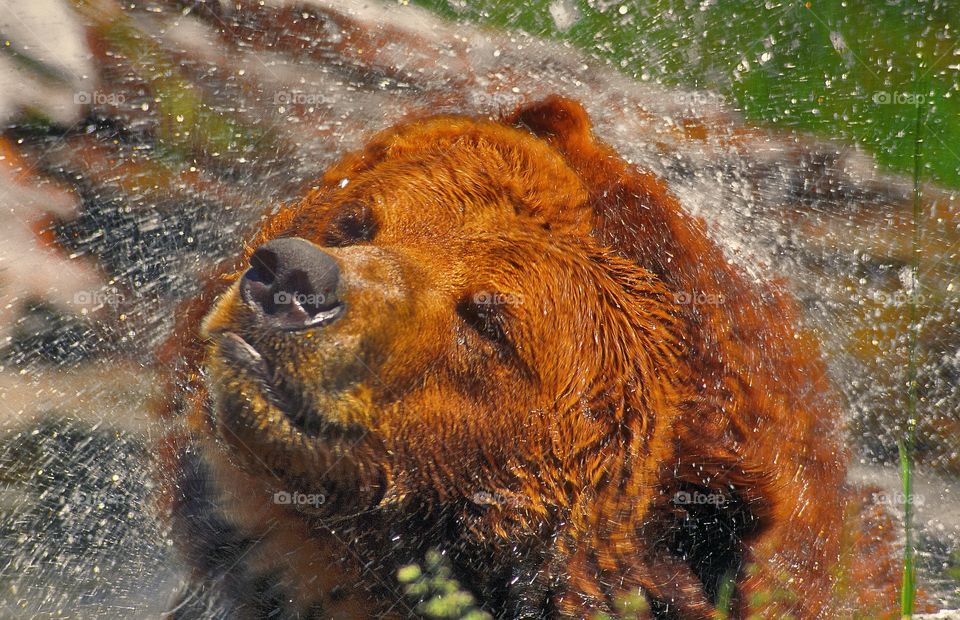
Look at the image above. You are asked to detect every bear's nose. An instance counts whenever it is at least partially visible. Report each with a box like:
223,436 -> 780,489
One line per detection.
240,237 -> 343,329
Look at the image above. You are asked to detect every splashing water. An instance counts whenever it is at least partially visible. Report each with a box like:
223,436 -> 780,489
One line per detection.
0,0 -> 957,616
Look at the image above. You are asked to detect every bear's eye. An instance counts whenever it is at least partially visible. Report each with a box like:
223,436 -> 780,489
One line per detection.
457,293 -> 534,378
456,292 -> 519,350
323,202 -> 377,246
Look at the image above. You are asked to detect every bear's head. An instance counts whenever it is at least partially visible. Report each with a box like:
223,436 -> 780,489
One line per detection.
200,97 -> 695,533
173,96 -> 883,618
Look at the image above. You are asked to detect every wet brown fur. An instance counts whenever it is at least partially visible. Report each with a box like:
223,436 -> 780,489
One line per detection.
156,97 -> 898,619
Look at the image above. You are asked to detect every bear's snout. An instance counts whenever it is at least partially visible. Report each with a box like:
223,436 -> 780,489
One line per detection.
240,237 -> 344,330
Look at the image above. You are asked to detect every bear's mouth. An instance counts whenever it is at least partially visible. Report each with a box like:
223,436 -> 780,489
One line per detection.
209,330 -> 386,513
216,331 -> 329,436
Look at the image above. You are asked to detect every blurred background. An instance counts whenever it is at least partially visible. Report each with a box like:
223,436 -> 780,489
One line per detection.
0,0 -> 956,617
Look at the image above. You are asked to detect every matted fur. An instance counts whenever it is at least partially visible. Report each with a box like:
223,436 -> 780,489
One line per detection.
156,97 -> 898,619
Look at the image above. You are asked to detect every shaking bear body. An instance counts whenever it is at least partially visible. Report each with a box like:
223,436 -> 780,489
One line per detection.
158,97 -> 896,619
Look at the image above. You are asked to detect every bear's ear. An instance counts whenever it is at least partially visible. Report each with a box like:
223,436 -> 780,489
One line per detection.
508,95 -> 594,154
510,96 -> 727,297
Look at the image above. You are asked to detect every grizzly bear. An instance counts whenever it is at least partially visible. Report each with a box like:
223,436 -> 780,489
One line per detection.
156,96 -> 898,619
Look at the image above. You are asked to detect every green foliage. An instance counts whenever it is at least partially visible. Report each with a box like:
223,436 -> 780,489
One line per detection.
91,10 -> 273,164
946,550 -> 960,582
589,590 -> 650,619
742,563 -> 799,620
398,550 -> 492,620
899,87 -> 927,620
715,570 -> 736,620
611,591 -> 650,618
414,0 -> 958,190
